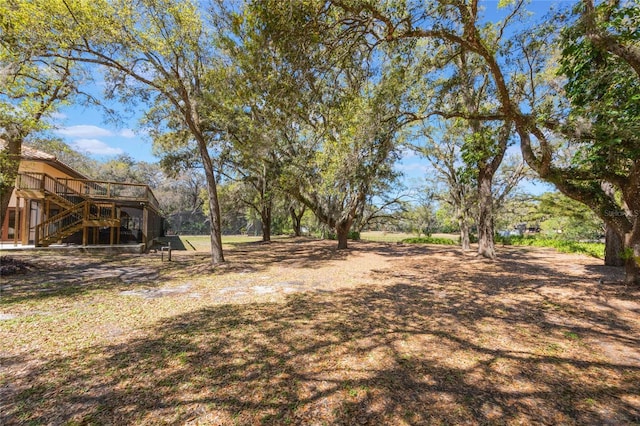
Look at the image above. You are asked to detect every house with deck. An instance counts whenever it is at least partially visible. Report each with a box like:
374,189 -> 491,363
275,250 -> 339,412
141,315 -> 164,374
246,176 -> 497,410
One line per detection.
1,143 -> 162,249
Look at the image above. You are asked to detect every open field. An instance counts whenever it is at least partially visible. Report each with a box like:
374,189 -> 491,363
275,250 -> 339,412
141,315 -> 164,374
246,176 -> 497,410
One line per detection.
1,238 -> 639,425
159,235 -> 269,251
360,231 -> 458,243
161,232 -> 458,250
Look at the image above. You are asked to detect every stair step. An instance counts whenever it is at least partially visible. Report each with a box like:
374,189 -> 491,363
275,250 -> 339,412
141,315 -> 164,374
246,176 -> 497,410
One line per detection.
84,219 -> 119,227
38,220 -> 120,246
40,225 -> 84,246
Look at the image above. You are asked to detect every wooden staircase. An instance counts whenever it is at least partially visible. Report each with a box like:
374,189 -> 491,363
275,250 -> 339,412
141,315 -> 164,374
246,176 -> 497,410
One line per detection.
16,173 -> 119,247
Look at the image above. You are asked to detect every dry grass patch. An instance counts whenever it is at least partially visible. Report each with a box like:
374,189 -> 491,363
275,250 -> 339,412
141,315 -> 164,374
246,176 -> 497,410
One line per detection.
1,238 -> 639,425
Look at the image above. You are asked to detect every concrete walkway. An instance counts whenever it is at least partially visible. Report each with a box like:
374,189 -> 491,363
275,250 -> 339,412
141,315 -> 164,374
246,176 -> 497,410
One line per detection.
0,243 -> 145,253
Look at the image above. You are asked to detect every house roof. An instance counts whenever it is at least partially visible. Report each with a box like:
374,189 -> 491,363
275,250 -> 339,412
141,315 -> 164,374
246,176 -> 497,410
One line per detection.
1,139 -> 89,179
17,144 -> 57,161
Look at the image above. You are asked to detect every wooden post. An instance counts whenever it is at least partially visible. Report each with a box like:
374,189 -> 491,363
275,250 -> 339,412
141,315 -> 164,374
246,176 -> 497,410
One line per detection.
21,199 -> 28,245
44,199 -> 50,245
38,201 -> 44,246
110,203 -> 115,245
142,205 -> 149,248
82,202 -> 88,246
14,197 -> 20,246
39,201 -> 44,228
116,207 -> 121,244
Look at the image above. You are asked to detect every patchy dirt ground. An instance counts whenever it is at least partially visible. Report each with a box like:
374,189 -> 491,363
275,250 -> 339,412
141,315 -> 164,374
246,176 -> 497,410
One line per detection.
1,238 -> 639,425
0,256 -> 35,276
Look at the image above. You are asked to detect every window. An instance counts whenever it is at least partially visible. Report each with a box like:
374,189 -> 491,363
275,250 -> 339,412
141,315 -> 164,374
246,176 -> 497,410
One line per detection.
2,208 -> 19,241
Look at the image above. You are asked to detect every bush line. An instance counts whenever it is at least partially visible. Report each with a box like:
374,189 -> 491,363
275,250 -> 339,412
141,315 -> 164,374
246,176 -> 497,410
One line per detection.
400,235 -> 605,259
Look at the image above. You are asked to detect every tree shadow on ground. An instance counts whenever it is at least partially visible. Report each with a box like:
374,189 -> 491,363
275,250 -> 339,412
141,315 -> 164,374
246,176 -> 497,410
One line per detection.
231,237 -> 352,268
0,240 -> 357,304
168,238 -> 355,277
4,248 -> 639,425
156,235 -> 188,251
0,254 -> 168,304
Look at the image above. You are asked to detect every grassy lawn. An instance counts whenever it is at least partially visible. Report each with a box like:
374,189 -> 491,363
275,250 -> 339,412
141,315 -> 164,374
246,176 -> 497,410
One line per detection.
360,231 -> 458,243
1,239 -> 638,425
161,232 -> 458,250
159,232 -> 459,250
159,234 -> 268,251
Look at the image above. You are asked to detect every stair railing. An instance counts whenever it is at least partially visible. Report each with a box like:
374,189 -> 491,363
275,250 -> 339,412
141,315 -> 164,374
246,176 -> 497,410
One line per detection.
35,202 -> 87,245
42,174 -> 88,206
17,172 -> 88,207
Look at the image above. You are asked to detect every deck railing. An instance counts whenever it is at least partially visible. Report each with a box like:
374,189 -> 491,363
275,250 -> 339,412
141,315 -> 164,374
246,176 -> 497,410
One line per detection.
59,177 -> 159,210
88,202 -> 117,220
16,173 -> 159,210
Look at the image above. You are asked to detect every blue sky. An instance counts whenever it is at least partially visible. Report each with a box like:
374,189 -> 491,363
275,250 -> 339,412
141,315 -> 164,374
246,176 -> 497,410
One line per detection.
51,106 -> 154,161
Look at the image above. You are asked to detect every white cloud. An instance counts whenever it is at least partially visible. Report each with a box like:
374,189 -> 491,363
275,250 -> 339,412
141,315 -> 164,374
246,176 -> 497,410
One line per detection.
70,139 -> 124,156
49,111 -> 68,120
56,125 -> 113,138
119,129 -> 136,138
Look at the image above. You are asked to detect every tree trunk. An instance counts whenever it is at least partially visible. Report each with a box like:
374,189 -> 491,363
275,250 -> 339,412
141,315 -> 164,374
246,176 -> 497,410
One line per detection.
196,138 -> 224,264
261,203 -> 272,242
0,136 -> 22,227
624,224 -> 640,285
605,224 -> 625,266
623,255 -> 639,285
0,167 -> 17,229
459,216 -> 470,251
259,163 -> 271,242
477,171 -> 496,259
289,205 -> 304,236
335,219 -> 353,250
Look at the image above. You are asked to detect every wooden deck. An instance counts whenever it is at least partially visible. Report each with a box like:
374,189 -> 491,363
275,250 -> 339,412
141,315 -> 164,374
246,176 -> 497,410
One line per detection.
13,172 -> 161,247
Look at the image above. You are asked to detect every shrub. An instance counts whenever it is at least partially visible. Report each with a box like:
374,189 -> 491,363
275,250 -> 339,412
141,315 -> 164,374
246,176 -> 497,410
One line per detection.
327,231 -> 361,241
401,236 -> 457,245
495,235 -> 604,259
458,233 -> 478,244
